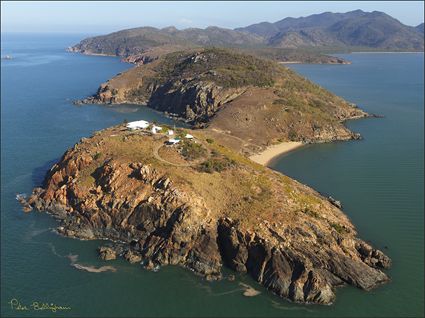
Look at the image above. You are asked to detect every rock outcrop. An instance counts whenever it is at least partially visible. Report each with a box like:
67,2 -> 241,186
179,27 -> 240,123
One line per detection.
98,246 -> 117,260
217,218 -> 389,304
24,126 -> 391,304
147,81 -> 246,125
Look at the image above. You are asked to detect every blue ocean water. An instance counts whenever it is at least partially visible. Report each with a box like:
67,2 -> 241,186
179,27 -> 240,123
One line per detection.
1,34 -> 423,317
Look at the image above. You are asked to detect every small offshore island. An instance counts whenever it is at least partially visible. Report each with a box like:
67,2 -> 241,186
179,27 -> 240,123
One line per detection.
21,46 -> 393,305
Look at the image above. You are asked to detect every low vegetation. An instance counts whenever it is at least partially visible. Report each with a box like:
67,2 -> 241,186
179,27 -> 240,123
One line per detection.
152,48 -> 284,89
93,152 -> 102,160
198,157 -> 236,173
330,222 -> 348,234
86,46 -> 366,147
180,140 -> 207,161
237,47 -> 349,64
302,208 -> 320,219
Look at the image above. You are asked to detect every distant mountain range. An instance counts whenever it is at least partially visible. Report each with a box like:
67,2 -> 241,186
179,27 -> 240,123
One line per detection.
70,26 -> 265,57
71,10 -> 424,59
236,10 -> 424,50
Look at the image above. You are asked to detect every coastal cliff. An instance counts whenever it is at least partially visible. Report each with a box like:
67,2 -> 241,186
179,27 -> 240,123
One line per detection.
25,125 -> 390,305
78,48 -> 367,147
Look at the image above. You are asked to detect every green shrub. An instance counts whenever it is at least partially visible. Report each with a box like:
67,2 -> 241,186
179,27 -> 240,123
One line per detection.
303,208 -> 319,218
206,138 -> 214,144
330,223 -> 347,234
198,157 -> 236,173
180,141 -> 206,161
93,152 -> 102,160
288,130 -> 297,140
311,99 -> 326,108
272,99 -> 286,105
175,129 -> 188,139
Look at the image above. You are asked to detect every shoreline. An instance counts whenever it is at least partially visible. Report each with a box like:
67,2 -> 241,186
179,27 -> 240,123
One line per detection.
249,141 -> 304,166
350,51 -> 424,54
278,61 -> 351,65
279,61 -> 302,64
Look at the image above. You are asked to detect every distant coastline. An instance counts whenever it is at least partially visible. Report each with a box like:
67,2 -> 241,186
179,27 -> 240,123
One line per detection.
351,51 -> 424,54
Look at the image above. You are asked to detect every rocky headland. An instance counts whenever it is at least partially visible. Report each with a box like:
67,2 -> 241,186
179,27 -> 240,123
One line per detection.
25,125 -> 391,305
77,48 -> 368,154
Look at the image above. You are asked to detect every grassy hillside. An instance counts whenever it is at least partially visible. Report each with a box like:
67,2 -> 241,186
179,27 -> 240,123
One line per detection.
80,48 -> 366,151
151,48 -> 282,88
28,124 -> 390,304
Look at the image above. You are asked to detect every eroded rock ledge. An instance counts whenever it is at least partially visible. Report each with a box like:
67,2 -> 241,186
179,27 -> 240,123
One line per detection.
24,126 -> 390,305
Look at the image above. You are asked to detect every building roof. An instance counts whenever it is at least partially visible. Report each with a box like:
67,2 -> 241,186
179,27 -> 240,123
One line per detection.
168,138 -> 180,144
126,120 -> 149,129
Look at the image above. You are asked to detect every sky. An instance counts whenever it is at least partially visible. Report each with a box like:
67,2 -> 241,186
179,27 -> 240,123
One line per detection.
1,1 -> 424,34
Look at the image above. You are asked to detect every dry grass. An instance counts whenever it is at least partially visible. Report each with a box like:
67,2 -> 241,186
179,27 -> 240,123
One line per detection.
158,146 -> 188,165
92,47 -> 365,150
70,125 -> 354,232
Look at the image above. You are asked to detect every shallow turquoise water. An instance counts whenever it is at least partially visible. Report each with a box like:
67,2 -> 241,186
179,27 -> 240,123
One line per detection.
1,34 -> 423,317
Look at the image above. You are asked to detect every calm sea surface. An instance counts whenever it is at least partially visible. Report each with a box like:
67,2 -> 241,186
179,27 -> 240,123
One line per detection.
1,34 -> 423,317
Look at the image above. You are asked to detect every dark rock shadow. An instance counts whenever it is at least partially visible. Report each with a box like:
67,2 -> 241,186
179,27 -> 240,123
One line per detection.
32,157 -> 60,187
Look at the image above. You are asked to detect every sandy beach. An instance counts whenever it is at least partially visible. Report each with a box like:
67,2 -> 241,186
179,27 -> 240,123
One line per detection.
249,141 -> 304,166
279,61 -> 302,64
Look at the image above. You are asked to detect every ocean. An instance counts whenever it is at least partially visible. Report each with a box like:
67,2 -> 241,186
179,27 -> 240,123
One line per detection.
1,33 -> 423,317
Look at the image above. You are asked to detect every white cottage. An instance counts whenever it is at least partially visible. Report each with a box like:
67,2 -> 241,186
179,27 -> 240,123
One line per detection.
167,138 -> 180,145
151,125 -> 162,134
126,120 -> 149,130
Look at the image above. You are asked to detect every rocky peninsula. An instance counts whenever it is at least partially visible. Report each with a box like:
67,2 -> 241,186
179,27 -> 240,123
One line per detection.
25,124 -> 390,305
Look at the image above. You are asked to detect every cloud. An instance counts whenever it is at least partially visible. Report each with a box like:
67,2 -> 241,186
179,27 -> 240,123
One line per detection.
178,18 -> 194,25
